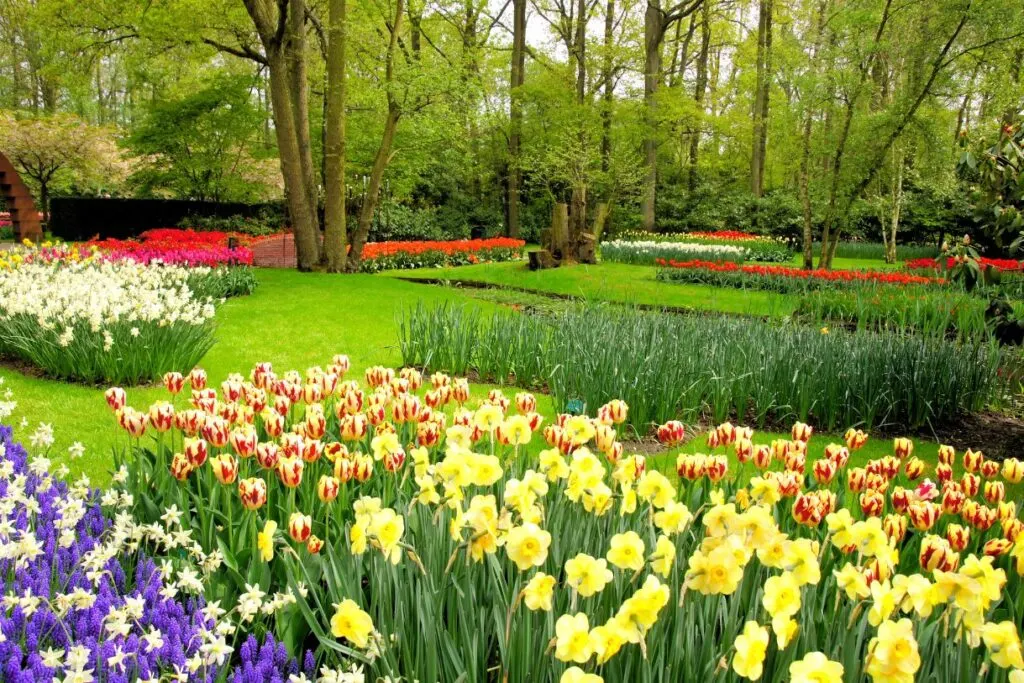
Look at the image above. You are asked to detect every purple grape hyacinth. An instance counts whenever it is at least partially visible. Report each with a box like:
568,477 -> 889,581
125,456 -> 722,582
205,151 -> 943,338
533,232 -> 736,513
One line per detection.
0,423 -> 316,681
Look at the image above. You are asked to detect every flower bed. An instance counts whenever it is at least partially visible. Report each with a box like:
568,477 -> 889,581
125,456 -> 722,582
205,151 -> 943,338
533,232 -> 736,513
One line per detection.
0,248 -> 234,384
600,239 -> 747,265
616,230 -> 792,262
906,256 -> 1024,272
357,237 -> 526,272
656,258 -> 942,292
107,357 -> 1024,682
0,411 -> 321,681
88,229 -> 255,268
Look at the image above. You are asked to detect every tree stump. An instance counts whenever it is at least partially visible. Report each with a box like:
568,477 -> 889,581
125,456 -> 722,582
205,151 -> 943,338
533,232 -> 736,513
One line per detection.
574,232 -> 598,264
550,203 -> 569,260
528,249 -> 557,270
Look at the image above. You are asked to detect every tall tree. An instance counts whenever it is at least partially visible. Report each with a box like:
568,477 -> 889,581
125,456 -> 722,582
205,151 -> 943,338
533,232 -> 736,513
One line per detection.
750,0 -> 772,197
323,0 -> 348,272
641,0 -> 703,231
242,0 -> 321,270
507,0 -> 527,237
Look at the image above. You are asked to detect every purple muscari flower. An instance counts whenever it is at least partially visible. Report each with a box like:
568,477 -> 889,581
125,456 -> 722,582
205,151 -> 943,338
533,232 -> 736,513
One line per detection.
0,423 -> 314,681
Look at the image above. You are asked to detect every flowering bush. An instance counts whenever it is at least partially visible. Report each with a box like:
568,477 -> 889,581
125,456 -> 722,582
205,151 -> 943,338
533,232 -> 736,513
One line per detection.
656,259 -> 942,292
0,252 -> 224,384
356,237 -> 526,272
600,240 -> 747,265
110,358 -> 1024,682
616,231 -> 792,262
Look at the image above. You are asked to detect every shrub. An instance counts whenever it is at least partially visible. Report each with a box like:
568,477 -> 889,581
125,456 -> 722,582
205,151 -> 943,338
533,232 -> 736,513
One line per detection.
399,302 -> 1003,430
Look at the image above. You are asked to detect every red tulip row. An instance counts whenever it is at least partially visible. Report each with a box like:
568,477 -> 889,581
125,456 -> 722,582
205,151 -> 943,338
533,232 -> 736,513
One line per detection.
656,258 -> 941,293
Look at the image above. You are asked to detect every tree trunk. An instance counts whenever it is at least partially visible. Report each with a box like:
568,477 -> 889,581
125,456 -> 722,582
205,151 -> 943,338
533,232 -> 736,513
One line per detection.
641,2 -> 664,232
688,0 -> 711,192
885,149 -> 904,264
349,106 -> 401,266
799,0 -> 828,269
324,0 -> 348,272
266,49 -> 321,272
287,0 -> 321,265
600,0 -> 614,174
507,0 -> 526,238
750,0 -> 772,198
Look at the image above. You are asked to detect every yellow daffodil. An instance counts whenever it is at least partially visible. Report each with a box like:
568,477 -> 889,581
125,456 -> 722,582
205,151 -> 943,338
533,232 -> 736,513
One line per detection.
555,612 -> 592,663
257,520 -> 277,562
330,599 -> 374,648
606,531 -> 645,572
560,667 -> 603,683
650,534 -> 676,578
762,571 -> 801,619
983,621 -> 1024,669
522,572 -> 556,611
732,620 -> 769,680
789,652 -> 844,683
865,618 -> 920,683
565,553 -> 613,597
505,522 -> 552,571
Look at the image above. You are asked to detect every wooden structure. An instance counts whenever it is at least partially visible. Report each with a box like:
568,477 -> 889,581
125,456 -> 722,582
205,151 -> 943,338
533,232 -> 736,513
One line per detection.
0,151 -> 43,241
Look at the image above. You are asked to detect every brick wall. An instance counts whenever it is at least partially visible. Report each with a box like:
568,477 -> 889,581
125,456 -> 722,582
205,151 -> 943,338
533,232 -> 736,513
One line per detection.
251,234 -> 297,268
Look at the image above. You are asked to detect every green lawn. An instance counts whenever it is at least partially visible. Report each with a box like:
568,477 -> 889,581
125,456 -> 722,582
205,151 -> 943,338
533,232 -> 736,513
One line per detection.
383,261 -> 797,316
0,261 -> 978,492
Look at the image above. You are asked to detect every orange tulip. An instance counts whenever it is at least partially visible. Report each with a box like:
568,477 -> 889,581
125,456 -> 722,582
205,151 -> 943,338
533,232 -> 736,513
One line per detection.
210,453 -> 238,485
278,456 -> 304,488
307,535 -> 324,554
656,421 -> 685,447
162,372 -> 185,395
170,453 -> 194,481
946,523 -> 970,551
184,437 -> 208,467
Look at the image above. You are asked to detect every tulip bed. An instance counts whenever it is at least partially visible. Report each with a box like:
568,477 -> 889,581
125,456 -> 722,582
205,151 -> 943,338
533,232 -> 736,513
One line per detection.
92,357 -> 1024,683
356,237 -> 526,272
600,240 -> 748,265
656,259 -> 942,292
0,244 -> 256,385
88,229 -> 256,268
400,302 -> 1003,431
616,230 -> 793,262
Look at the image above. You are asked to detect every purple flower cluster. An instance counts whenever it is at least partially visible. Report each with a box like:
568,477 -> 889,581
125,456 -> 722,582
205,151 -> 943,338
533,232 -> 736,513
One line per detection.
0,424 -> 315,681
230,635 -> 317,683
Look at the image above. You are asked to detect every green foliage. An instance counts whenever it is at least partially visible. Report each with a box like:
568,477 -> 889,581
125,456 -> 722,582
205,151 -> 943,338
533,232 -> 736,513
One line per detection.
960,114 -> 1024,252
127,75 -> 276,202
809,241 -> 939,261
793,285 -> 1002,342
177,209 -> 285,237
400,302 -> 1004,431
